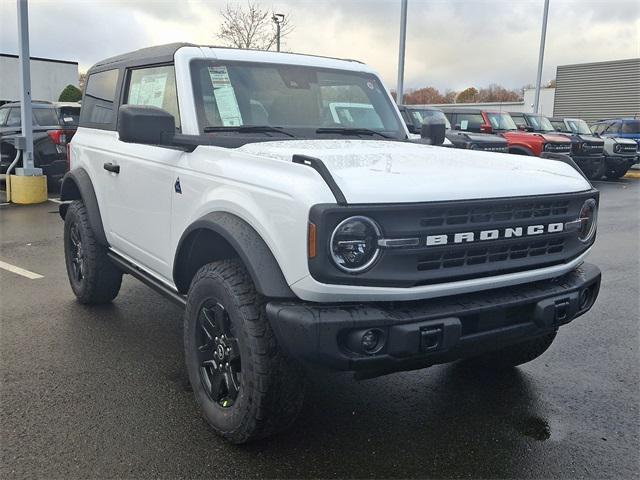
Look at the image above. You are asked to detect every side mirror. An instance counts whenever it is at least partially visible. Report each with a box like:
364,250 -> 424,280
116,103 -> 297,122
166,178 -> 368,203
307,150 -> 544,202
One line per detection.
479,124 -> 493,134
420,118 -> 446,145
517,124 -> 533,132
118,105 -> 175,145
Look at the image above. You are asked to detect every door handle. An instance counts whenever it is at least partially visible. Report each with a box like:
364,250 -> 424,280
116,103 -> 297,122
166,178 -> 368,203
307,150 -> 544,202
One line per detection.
103,162 -> 120,174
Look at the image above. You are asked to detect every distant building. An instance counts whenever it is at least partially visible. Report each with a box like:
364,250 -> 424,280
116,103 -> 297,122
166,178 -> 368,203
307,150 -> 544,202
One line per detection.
0,53 -> 79,105
425,88 -> 556,117
553,58 -> 640,122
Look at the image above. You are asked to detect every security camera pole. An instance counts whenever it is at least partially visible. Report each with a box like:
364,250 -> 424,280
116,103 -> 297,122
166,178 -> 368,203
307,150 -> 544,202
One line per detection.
396,0 -> 408,105
533,0 -> 550,114
16,0 -> 39,176
272,13 -> 285,52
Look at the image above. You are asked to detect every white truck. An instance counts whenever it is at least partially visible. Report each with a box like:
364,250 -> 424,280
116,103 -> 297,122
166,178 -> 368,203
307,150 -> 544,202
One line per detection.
60,43 -> 601,443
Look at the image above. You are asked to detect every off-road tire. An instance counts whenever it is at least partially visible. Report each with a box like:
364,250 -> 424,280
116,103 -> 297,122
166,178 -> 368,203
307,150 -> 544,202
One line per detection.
586,162 -> 605,181
184,259 -> 305,444
63,200 -> 122,304
605,164 -> 628,180
468,331 -> 557,369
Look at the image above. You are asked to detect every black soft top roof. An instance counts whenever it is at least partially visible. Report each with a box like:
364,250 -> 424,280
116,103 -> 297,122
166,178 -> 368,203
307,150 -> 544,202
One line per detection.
88,42 -> 195,73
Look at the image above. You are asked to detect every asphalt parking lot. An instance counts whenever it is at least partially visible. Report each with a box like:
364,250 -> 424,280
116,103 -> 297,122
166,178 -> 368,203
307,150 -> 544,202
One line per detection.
1,179 -> 638,479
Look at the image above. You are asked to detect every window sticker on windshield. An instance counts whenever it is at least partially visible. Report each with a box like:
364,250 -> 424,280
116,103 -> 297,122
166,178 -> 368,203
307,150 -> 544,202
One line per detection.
208,66 -> 243,127
63,117 -> 74,122
460,120 -> 468,130
129,73 -> 167,109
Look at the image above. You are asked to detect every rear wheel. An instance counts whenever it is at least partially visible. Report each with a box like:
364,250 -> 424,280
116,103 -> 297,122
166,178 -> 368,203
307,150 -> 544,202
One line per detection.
63,201 -> 122,304
184,259 -> 305,443
466,331 -> 557,369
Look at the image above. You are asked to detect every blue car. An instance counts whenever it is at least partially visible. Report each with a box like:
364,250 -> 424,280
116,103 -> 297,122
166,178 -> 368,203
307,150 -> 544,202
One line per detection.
591,118 -> 640,145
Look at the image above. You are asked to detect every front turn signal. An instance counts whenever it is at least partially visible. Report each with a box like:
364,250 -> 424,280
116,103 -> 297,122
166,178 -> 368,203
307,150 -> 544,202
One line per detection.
308,223 -> 317,258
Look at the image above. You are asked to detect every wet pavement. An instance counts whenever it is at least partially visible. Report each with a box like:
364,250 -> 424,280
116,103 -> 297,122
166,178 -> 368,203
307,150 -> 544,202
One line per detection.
1,179 -> 638,479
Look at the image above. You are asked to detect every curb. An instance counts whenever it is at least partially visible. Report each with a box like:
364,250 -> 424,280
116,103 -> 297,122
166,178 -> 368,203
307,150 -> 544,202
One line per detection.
624,170 -> 640,180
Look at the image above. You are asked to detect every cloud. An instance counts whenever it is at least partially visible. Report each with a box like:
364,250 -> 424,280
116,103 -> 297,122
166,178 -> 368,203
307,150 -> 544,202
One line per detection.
0,0 -> 638,92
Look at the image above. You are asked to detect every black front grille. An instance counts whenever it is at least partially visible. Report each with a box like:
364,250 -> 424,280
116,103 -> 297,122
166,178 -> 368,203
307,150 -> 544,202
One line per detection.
480,145 -> 509,153
621,145 -> 638,154
545,143 -> 572,154
582,143 -> 604,154
420,200 -> 570,228
417,238 -> 565,271
308,191 -> 598,288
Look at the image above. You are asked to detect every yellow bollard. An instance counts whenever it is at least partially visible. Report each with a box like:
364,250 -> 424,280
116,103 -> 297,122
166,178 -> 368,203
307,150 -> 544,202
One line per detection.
9,175 -> 48,204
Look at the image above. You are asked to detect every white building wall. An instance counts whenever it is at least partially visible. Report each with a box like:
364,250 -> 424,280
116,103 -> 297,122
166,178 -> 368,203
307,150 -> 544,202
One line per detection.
522,88 -> 555,117
0,55 -> 78,103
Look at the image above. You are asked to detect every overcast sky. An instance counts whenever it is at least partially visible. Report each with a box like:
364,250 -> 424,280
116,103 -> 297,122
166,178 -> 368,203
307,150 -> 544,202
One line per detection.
1,0 -> 638,91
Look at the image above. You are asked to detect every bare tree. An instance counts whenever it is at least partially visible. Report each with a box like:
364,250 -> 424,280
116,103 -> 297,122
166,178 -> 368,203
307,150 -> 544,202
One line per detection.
217,2 -> 293,50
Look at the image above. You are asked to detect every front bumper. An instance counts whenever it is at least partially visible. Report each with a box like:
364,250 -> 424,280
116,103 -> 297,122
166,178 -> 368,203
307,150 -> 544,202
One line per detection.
267,263 -> 601,373
572,154 -> 604,173
605,154 -> 637,169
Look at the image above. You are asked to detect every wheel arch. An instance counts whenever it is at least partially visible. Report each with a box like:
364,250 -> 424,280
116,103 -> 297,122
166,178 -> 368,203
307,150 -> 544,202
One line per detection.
59,168 -> 108,246
173,212 -> 294,299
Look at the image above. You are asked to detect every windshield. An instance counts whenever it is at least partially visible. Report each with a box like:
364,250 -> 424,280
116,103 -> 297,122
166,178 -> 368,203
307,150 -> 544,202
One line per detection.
486,112 -> 517,131
565,119 -> 592,135
190,60 -> 405,139
408,109 -> 451,129
526,115 -> 555,132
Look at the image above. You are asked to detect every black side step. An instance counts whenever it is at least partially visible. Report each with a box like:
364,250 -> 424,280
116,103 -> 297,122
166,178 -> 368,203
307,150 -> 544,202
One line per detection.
107,251 -> 187,307
292,154 -> 347,205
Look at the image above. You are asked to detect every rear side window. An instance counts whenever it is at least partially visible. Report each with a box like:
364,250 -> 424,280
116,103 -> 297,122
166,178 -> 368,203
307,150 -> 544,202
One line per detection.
0,108 -> 9,125
621,120 -> 640,134
32,108 -> 59,126
455,113 -> 484,131
5,108 -> 25,127
124,65 -> 180,129
80,69 -> 120,128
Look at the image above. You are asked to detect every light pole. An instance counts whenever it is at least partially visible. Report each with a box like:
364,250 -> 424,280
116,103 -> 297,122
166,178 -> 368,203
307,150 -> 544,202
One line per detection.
396,0 -> 408,105
272,13 -> 285,52
16,0 -> 38,175
533,0 -> 550,114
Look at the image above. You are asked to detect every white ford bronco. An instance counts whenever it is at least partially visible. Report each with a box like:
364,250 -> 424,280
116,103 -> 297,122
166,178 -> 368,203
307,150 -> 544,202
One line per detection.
60,43 -> 601,443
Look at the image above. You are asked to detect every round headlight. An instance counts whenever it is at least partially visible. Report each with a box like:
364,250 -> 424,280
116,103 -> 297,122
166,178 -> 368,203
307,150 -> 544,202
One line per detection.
330,216 -> 381,273
577,199 -> 597,243
468,143 -> 480,150
614,143 -> 622,153
544,143 -> 551,151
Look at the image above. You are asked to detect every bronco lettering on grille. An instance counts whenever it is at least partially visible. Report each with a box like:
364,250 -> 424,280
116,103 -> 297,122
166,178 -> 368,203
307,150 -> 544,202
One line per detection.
425,222 -> 564,246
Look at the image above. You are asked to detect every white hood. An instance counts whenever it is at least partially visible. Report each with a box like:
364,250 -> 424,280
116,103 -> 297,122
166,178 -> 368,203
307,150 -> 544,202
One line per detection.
238,139 -> 591,204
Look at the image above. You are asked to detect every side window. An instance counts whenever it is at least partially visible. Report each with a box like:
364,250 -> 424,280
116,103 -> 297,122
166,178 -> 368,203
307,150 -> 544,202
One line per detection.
6,108 -> 21,127
80,69 -> 120,128
32,108 -> 59,127
125,65 -> 180,129
511,115 -> 526,127
0,108 -> 9,126
455,113 -> 484,132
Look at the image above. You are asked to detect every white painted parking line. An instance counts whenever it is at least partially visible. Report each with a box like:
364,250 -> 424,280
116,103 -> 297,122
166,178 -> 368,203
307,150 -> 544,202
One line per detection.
0,260 -> 44,279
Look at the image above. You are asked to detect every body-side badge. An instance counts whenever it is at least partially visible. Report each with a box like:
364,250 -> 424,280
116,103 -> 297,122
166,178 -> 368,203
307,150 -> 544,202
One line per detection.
174,177 -> 182,194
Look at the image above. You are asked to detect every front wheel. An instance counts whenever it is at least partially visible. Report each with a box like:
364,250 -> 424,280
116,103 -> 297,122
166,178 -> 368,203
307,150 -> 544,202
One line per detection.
605,164 -> 629,180
184,259 -> 305,443
466,331 -> 557,369
63,200 -> 122,304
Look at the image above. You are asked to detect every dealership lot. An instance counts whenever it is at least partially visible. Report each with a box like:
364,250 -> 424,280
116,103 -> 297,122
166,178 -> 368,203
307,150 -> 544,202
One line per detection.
0,179 -> 638,479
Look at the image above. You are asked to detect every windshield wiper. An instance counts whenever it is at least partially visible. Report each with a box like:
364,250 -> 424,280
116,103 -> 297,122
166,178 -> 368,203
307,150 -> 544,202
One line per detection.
315,127 -> 392,139
203,125 -> 296,138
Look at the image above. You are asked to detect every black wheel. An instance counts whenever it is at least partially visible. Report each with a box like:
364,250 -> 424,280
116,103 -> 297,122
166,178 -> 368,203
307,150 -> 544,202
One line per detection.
184,259 -> 305,443
605,164 -> 628,180
64,200 -> 122,304
466,332 -> 557,369
586,162 -> 605,181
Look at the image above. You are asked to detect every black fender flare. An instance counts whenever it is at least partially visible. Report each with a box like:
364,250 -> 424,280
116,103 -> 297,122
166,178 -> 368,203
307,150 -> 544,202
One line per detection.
58,168 -> 109,246
173,212 -> 294,299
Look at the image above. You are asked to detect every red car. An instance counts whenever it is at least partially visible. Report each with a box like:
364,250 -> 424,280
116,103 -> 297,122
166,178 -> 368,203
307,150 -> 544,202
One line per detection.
440,107 -> 572,157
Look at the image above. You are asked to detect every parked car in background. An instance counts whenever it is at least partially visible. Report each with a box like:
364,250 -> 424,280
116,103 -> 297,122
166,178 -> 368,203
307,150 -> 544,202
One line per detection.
0,101 -> 80,190
590,118 -> 640,147
439,107 -> 572,157
587,119 -> 639,179
400,105 -> 508,153
511,112 -> 605,180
